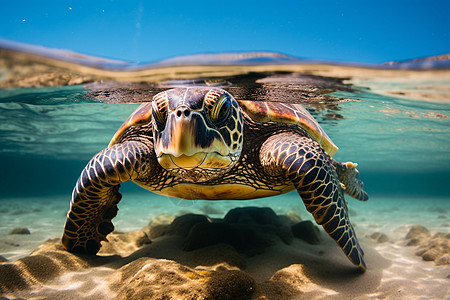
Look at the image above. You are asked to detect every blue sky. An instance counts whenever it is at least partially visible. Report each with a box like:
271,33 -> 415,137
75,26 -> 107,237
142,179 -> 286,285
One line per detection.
0,0 -> 449,64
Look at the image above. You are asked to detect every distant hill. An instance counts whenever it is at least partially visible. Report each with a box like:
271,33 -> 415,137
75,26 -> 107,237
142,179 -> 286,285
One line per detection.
383,53 -> 450,65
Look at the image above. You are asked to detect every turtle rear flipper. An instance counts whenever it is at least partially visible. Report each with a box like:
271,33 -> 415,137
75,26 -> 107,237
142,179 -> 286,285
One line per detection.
62,141 -> 151,254
332,160 -> 369,201
260,133 -> 366,271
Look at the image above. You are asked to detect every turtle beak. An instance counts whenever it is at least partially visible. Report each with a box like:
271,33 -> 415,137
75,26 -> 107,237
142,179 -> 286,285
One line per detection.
155,106 -> 229,160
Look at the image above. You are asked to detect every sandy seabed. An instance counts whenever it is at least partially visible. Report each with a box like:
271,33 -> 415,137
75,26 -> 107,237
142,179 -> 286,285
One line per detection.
0,193 -> 449,299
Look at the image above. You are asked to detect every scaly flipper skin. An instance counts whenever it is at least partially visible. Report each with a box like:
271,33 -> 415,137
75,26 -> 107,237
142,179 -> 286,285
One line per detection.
260,133 -> 366,271
62,141 -> 151,254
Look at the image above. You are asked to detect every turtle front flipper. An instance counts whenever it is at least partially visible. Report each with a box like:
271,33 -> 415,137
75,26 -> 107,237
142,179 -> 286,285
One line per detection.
62,141 -> 151,254
260,133 -> 366,271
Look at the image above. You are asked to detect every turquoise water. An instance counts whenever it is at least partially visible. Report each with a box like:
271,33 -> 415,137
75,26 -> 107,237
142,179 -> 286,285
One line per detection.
0,47 -> 449,264
1,84 -> 449,198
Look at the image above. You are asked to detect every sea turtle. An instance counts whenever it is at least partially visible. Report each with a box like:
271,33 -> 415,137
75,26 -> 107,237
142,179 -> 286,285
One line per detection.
62,87 -> 369,270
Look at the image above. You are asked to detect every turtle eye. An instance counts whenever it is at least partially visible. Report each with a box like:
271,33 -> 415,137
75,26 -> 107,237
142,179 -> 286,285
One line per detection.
210,95 -> 231,127
152,101 -> 167,131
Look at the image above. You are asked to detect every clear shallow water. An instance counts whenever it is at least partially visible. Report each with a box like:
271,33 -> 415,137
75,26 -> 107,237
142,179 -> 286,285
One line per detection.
1,85 -> 449,198
0,44 -> 449,263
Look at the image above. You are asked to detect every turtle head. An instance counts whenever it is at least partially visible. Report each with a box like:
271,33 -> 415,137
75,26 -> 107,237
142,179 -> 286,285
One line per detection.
152,87 -> 243,182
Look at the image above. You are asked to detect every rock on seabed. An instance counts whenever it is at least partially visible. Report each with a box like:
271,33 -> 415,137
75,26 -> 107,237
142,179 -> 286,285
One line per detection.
405,224 -> 450,265
0,207 -> 324,299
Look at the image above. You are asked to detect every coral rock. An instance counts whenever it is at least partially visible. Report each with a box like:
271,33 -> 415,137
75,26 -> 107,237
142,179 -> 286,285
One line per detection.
291,221 -> 321,244
168,213 -> 211,237
436,254 -> 450,265
368,232 -> 389,243
224,206 -> 282,227
181,207 -> 293,255
405,225 -> 450,265
9,227 -> 31,235
405,225 -> 429,240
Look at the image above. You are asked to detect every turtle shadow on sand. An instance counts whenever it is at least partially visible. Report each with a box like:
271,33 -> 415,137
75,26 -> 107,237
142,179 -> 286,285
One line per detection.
0,206 -> 388,299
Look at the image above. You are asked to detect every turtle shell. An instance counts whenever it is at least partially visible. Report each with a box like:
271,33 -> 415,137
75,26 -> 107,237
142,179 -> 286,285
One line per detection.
108,102 -> 153,147
109,99 -> 338,156
238,101 -> 338,156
